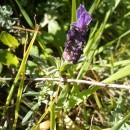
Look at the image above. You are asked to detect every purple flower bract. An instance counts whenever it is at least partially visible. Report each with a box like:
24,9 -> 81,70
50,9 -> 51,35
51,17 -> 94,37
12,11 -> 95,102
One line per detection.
71,4 -> 92,30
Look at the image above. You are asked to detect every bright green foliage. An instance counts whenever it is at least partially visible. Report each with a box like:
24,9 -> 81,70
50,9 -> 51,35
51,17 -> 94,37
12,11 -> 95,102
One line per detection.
0,49 -> 19,66
0,32 -> 19,47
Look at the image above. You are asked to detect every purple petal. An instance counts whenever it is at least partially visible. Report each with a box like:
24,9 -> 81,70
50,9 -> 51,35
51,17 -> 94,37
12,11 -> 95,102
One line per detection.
76,4 -> 86,20
71,11 -> 91,30
71,4 -> 92,30
76,11 -> 92,30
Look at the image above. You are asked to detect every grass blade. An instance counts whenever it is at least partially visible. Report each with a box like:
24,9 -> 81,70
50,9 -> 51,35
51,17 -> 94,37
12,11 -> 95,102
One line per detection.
103,64 -> 130,83
15,0 -> 34,28
71,0 -> 76,23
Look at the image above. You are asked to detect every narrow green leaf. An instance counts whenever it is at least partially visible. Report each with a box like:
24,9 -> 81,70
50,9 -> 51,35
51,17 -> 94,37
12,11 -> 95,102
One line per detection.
0,32 -> 19,47
110,0 -> 121,11
111,111 -> 130,130
13,67 -> 25,130
22,103 -> 40,124
0,49 -> 19,66
89,0 -> 100,15
71,0 -> 76,23
0,63 -> 3,73
103,64 -> 130,83
50,105 -> 56,130
15,0 -> 34,28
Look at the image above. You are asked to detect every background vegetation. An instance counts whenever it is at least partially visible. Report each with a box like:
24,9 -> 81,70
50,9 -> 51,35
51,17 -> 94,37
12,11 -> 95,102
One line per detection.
0,0 -> 130,130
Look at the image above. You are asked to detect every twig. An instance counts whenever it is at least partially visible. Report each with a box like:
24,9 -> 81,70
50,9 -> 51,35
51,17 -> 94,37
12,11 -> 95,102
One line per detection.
0,77 -> 130,89
12,26 -> 40,34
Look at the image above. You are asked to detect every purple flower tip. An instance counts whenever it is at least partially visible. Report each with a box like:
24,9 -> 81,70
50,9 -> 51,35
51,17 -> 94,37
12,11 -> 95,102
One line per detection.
71,4 -> 92,30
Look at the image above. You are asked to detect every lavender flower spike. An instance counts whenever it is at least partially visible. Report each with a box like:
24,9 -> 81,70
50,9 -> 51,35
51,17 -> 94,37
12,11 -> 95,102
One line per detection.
63,4 -> 92,64
71,4 -> 92,30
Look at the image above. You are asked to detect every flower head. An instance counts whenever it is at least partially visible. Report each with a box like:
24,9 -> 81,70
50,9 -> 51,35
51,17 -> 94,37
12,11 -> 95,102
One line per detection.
63,4 -> 92,64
